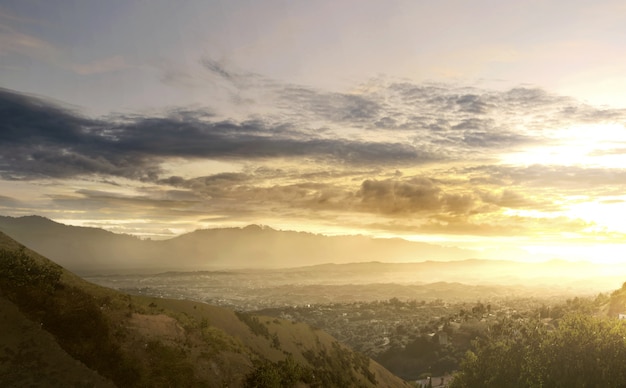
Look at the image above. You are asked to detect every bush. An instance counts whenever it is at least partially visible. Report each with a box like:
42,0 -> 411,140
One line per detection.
451,314 -> 626,387
236,311 -> 271,338
0,248 -> 142,386
0,248 -> 61,293
245,356 -> 313,388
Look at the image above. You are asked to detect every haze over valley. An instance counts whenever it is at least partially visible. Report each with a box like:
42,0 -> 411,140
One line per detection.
1,216 -> 623,297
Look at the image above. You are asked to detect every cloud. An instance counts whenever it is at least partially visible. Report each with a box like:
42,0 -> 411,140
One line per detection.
589,148 -> 626,156
0,194 -> 20,207
357,177 -> 442,214
355,177 -> 489,216
4,73 -> 626,241
279,86 -> 382,124
69,55 -> 129,75
479,189 -> 548,210
0,87 -> 435,180
201,58 -> 235,81
200,57 -> 267,90
418,215 -> 595,237
465,165 -> 626,193
50,189 -> 203,218
0,22 -> 57,60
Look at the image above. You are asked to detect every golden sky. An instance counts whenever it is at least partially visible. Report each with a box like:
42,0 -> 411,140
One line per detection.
1,1 -> 626,263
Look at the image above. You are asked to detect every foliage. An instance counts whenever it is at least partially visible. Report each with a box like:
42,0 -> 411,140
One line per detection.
145,340 -> 202,387
450,313 -> 626,387
245,343 -> 378,387
244,356 -> 313,388
236,311 -> 271,338
0,248 -> 61,293
301,341 -> 377,387
0,248 -> 142,386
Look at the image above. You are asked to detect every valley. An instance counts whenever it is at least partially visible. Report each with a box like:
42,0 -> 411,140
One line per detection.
84,268 -> 604,381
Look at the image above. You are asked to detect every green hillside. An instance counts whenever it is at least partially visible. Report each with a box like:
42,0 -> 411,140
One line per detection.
0,231 -> 409,387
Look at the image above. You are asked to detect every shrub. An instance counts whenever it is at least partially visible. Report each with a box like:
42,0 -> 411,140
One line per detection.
0,248 -> 61,293
451,314 -> 626,387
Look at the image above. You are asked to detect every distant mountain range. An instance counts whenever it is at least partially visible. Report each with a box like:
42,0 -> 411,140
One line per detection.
1,215 -> 625,294
0,215 -> 472,272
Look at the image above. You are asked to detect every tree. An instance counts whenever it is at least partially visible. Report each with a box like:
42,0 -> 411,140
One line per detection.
451,313 -> 626,387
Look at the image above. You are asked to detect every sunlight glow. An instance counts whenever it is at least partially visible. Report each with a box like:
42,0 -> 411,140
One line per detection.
565,197 -> 626,234
524,243 -> 626,264
501,123 -> 626,168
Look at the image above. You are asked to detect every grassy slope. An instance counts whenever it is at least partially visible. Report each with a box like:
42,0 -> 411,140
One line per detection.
0,231 -> 409,387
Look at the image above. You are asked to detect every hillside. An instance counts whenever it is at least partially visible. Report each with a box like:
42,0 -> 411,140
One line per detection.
448,283 -> 626,387
0,231 -> 409,387
0,215 -> 471,272
606,281 -> 626,317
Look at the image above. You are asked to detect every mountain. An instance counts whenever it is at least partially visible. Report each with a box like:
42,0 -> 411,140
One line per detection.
0,231 -> 409,387
0,215 -> 472,272
2,216 -> 625,294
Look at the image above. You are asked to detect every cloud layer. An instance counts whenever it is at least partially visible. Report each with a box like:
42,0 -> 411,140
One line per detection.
2,77 -> 626,248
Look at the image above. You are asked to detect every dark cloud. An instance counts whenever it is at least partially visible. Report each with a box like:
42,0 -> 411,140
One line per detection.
455,94 -> 490,114
50,189 -> 202,217
0,88 -> 159,180
159,172 -> 252,199
163,171 -> 352,211
478,189 -> 557,211
356,177 -> 481,216
200,57 -> 266,90
0,88 -> 433,180
461,129 -> 530,148
279,86 -> 382,124
0,88 -> 93,144
201,58 -> 235,81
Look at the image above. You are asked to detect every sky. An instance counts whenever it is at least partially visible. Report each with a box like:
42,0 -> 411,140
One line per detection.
2,0 -> 626,263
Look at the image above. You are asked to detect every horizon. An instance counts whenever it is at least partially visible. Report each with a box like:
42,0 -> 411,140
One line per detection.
5,214 -> 626,297
2,1 -> 626,264
5,213 -> 626,269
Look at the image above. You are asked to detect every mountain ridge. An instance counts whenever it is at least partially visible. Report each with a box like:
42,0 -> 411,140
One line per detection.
2,215 -> 625,294
0,215 -> 473,272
